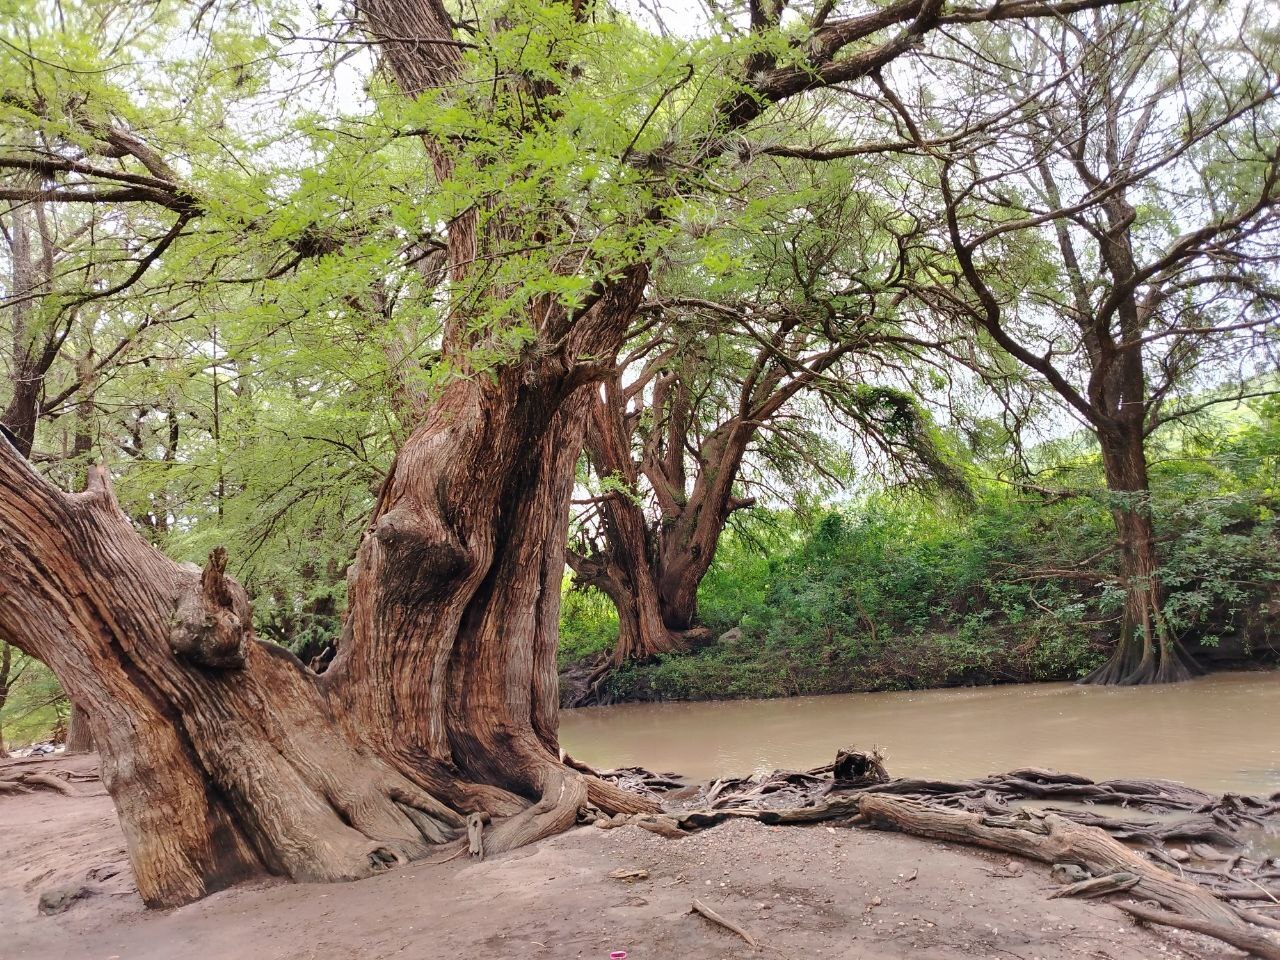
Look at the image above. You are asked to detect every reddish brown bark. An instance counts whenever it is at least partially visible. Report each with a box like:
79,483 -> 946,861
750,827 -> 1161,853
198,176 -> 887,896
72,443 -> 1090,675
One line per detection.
570,337 -> 843,664
1079,425 -> 1201,685
0,353 -> 655,905
64,704 -> 94,754
0,0 -> 663,911
0,0 -> 1116,908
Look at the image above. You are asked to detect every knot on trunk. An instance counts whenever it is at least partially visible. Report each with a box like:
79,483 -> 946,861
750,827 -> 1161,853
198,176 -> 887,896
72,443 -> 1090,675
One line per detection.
169,547 -> 250,669
372,505 -> 468,591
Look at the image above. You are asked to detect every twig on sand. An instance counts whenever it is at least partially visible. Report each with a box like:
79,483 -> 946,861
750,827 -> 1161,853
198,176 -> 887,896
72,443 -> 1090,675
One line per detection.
691,897 -> 759,948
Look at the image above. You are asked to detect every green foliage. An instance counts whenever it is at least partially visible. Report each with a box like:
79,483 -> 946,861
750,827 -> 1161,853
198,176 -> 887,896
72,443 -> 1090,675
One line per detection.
2,0 -> 1277,727
569,401 -> 1280,702
0,647 -> 67,750
557,582 -> 619,667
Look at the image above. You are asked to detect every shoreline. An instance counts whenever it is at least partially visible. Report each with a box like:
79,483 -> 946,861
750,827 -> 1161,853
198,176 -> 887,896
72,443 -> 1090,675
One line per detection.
0,758 -> 1243,960
559,668 -> 1280,795
563,656 -> 1280,708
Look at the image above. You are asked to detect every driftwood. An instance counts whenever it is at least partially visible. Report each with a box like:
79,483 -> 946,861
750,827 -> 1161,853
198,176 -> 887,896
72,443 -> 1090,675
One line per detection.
1115,901 -> 1280,960
561,752 -> 687,798
691,898 -> 758,948
635,748 -> 1280,960
857,794 -> 1248,928
1049,871 -> 1140,899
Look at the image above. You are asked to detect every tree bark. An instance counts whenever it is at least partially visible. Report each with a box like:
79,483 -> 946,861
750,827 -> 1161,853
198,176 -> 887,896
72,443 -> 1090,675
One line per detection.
1,195 -> 57,460
0,306 -> 657,906
569,381 -> 690,662
573,378 -> 752,663
857,794 -> 1280,958
1080,426 -> 1201,685
0,641 -> 10,756
64,704 -> 93,754
569,541 -> 686,664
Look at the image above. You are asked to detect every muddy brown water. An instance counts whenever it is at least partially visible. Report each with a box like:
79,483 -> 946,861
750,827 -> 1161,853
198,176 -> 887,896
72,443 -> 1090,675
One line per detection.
560,670 -> 1280,795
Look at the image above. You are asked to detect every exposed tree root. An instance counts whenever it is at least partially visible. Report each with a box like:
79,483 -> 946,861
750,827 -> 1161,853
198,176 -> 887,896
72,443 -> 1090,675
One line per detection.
483,764 -> 588,854
1079,633 -> 1204,686
1049,871 -> 1140,899
12,737 -> 1278,960
1115,901 -> 1280,960
856,794 -> 1246,925
0,770 -> 85,796
561,751 -> 688,812
603,748 -> 1280,960
5,750 -> 656,883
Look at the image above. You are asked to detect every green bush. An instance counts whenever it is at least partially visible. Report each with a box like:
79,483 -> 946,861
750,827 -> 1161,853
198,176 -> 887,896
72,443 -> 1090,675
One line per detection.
558,582 -> 619,667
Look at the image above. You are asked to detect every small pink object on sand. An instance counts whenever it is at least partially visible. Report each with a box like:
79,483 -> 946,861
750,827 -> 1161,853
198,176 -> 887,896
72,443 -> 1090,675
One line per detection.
609,953 -> 627,959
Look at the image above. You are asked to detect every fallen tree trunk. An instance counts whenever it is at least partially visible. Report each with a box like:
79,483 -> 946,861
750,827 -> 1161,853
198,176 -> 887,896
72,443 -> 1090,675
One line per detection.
857,794 -> 1244,925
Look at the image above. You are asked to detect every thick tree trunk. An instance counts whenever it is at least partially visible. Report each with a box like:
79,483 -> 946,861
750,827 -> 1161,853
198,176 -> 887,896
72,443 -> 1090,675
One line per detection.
0,298 -> 656,907
593,501 -> 720,662
0,641 -> 10,756
64,704 -> 93,754
571,544 -> 686,664
575,386 -> 746,662
1080,428 -> 1201,686
0,377 -> 39,459
0,454 -> 469,905
570,379 -> 689,662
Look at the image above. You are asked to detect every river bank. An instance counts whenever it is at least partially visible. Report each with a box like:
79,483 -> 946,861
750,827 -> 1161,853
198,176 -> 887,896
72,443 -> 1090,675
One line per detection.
561,626 -> 1280,707
0,754 -> 1240,960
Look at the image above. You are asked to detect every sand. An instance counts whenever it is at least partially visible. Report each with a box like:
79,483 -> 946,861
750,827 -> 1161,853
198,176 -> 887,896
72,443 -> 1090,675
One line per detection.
0,754 -> 1240,960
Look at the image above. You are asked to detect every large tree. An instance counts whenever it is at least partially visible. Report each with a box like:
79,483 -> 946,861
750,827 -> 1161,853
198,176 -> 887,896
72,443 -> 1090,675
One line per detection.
877,3 -> 1280,683
2,0 -> 1116,908
568,166 -> 962,664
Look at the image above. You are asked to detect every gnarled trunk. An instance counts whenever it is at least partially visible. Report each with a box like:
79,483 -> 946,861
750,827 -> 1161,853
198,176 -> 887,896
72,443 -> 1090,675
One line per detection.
573,382 -> 748,663
1080,427 -> 1201,686
64,704 -> 94,754
580,493 -> 722,664
569,541 -> 686,665
0,317 -> 656,906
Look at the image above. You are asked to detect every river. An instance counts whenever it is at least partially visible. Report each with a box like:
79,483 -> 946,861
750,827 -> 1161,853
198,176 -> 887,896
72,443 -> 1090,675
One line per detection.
560,670 -> 1280,795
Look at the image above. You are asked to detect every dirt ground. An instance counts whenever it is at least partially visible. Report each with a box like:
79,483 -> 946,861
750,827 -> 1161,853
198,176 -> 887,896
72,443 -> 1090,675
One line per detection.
0,755 -> 1245,960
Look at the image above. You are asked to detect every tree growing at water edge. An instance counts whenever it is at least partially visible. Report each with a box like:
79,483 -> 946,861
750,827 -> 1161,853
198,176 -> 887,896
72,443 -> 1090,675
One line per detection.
569,166 -> 964,667
883,3 -> 1280,683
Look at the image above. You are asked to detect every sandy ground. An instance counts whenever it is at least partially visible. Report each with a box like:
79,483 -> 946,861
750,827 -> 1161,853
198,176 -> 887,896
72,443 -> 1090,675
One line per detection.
0,755 -> 1244,960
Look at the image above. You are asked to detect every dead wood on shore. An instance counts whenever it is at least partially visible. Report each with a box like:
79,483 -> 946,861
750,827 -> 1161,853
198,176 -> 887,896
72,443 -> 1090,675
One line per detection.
15,745 -> 1280,956
586,747 -> 1280,959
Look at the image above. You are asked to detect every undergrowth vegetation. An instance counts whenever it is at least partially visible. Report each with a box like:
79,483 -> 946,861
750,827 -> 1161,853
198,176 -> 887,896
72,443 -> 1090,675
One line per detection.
562,400 -> 1280,702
